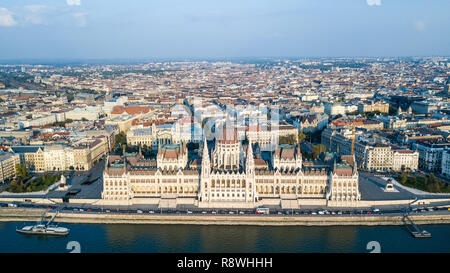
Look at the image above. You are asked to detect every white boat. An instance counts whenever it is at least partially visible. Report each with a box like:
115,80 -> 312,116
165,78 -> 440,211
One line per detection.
16,225 -> 70,236
16,210 -> 70,236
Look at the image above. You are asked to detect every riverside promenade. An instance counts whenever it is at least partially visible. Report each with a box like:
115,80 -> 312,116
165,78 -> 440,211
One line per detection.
2,207 -> 450,226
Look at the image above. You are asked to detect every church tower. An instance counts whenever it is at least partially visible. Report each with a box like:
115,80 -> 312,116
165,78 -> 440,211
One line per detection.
246,143 -> 256,202
200,138 -> 211,202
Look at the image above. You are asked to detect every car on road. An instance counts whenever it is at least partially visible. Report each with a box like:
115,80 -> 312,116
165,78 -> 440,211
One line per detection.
372,209 -> 380,213
229,211 -> 234,214
311,212 -> 317,215
186,210 -> 193,214
202,211 -> 207,214
149,210 -> 154,214
105,210 -> 111,213
137,210 -> 143,214
211,211 -> 217,214
239,211 -> 245,215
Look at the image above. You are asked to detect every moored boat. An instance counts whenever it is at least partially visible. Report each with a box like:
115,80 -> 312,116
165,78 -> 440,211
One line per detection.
16,210 -> 70,236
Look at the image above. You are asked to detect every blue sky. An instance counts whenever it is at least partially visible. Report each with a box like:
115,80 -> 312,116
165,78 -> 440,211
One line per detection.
0,0 -> 449,59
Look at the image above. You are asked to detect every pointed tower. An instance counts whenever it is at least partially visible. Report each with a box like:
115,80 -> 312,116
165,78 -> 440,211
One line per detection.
122,145 -> 127,172
246,143 -> 255,175
201,138 -> 210,177
246,143 -> 256,202
200,138 -> 211,202
352,154 -> 358,175
295,143 -> 302,169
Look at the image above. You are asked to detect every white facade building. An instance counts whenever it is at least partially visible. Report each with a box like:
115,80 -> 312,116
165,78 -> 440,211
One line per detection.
103,126 -> 361,207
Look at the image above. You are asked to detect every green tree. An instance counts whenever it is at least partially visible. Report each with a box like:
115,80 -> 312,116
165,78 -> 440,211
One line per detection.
298,132 -> 307,143
312,144 -> 326,159
114,132 -> 127,146
400,172 -> 407,185
15,163 -> 30,179
279,134 -> 296,145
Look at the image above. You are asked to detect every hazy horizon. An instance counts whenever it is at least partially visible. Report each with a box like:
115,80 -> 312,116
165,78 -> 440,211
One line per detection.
0,0 -> 449,60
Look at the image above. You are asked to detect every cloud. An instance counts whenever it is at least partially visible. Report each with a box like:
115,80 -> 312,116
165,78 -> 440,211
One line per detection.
0,7 -> 18,27
23,5 -> 51,25
67,0 -> 81,6
73,12 -> 87,27
4,5 -> 86,27
414,20 -> 426,31
366,0 -> 382,6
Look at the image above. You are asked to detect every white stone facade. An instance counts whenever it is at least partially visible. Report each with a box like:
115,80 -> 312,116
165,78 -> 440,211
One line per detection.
103,132 -> 362,207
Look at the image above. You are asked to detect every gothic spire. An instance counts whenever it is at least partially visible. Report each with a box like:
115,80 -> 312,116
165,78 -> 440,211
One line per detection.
246,143 -> 254,174
201,137 -> 210,177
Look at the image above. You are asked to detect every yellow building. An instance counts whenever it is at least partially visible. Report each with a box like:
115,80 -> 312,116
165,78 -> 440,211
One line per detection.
0,153 -> 20,183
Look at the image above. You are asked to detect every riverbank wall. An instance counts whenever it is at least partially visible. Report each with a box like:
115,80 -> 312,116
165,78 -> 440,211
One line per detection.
2,207 -> 450,226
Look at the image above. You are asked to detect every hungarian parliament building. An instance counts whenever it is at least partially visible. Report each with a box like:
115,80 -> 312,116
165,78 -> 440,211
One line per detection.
102,127 -> 361,208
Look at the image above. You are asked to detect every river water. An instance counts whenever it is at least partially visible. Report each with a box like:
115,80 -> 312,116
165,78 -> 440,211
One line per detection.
1,222 -> 449,253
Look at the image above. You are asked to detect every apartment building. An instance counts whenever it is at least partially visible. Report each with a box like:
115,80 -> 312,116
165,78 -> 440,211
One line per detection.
10,138 -> 107,172
442,149 -> 450,177
0,152 -> 20,183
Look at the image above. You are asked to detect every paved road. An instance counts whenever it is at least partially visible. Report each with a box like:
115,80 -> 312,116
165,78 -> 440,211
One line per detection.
359,172 -> 417,201
3,199 -> 450,218
46,159 -> 105,199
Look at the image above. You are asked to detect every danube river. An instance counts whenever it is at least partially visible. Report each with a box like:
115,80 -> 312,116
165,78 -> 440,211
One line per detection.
1,222 -> 450,253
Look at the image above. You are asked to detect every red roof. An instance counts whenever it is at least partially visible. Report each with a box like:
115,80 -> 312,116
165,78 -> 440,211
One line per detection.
111,106 -> 151,115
